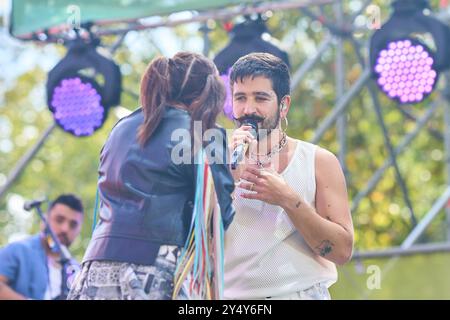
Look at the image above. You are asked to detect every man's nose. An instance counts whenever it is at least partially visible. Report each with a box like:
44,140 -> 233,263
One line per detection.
59,222 -> 71,234
242,102 -> 257,115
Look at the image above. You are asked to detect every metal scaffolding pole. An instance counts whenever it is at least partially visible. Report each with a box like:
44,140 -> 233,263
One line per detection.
444,73 -> 450,242
402,186 -> 450,248
349,57 -> 450,294
351,38 -> 417,226
311,68 -> 370,144
290,0 -> 370,95
351,101 -> 440,213
335,0 -> 348,178
366,81 -> 418,226
352,241 -> 450,259
355,184 -> 450,297
109,31 -> 128,54
199,22 -> 211,57
396,104 -> 443,141
95,0 -> 337,37
0,123 -> 56,201
290,35 -> 333,92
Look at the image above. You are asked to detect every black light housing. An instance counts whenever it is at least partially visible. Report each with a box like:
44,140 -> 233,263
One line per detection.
214,16 -> 290,74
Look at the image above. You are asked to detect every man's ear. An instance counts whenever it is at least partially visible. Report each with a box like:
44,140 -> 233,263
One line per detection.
280,95 -> 291,113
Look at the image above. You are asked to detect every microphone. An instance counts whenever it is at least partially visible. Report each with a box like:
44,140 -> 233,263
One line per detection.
23,198 -> 47,211
231,119 -> 258,170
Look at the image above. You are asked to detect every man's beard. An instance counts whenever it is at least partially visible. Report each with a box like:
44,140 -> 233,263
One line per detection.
57,233 -> 70,247
235,111 -> 280,141
258,110 -> 280,140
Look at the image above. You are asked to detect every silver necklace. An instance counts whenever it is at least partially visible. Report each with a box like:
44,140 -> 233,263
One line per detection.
249,133 -> 288,168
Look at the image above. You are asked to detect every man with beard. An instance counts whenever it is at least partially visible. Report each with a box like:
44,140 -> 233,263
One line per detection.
224,53 -> 354,300
0,194 -> 84,300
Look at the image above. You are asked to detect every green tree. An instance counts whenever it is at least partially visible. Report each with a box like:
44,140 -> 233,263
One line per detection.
1,0 -> 449,298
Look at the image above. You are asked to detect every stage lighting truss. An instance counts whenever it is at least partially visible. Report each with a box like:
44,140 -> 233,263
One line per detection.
46,35 -> 121,137
369,0 -> 450,105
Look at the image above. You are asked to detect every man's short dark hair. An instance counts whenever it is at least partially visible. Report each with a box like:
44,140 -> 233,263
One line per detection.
49,194 -> 84,214
230,52 -> 291,104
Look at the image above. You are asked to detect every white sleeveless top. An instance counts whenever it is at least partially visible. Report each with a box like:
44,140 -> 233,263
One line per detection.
224,139 -> 337,299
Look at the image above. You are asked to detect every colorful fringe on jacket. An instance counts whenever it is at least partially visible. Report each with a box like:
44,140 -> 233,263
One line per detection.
172,150 -> 225,300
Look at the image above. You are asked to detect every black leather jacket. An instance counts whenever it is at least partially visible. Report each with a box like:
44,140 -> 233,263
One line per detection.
83,107 -> 235,265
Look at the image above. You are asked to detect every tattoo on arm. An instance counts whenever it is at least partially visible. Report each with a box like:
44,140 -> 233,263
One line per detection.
316,240 -> 334,257
295,200 -> 302,208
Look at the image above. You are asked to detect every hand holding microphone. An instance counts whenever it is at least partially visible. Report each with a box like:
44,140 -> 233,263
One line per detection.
230,119 -> 258,170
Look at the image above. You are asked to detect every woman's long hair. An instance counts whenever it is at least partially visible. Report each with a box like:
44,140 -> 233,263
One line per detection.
137,52 -> 226,146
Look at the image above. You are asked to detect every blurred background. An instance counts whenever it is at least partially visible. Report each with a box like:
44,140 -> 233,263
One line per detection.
1,0 -> 450,299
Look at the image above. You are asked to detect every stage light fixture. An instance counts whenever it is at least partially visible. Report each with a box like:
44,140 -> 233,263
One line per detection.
47,35 -> 121,136
369,0 -> 450,105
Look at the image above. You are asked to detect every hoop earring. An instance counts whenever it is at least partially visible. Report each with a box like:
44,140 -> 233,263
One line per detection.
281,117 -> 289,133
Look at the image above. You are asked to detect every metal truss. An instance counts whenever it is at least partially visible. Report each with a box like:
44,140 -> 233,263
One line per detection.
2,0 -> 450,264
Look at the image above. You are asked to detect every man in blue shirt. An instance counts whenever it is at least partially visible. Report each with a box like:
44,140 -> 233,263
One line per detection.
0,194 -> 84,300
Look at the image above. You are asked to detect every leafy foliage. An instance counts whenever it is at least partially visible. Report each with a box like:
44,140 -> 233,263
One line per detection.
1,0 -> 449,298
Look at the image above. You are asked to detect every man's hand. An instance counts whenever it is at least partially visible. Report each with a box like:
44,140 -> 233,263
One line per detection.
238,165 -> 296,206
229,125 -> 257,181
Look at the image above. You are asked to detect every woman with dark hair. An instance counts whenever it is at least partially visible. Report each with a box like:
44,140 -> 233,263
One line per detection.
68,52 -> 235,300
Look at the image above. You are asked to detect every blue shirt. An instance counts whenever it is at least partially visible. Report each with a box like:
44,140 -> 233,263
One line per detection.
0,234 -> 50,299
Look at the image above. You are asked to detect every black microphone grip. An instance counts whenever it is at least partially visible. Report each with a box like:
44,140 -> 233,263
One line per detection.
230,119 -> 258,170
